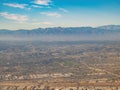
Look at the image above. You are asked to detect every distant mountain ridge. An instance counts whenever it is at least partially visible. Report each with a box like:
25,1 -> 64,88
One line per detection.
97,25 -> 120,30
0,25 -> 120,36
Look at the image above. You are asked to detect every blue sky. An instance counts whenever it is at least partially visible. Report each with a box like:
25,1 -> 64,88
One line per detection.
0,0 -> 120,30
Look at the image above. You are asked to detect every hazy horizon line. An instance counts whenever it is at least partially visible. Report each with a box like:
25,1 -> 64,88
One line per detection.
0,24 -> 120,31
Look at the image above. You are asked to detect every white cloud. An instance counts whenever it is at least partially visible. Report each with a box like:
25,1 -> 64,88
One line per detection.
40,12 -> 61,18
32,5 -> 43,8
59,8 -> 69,13
42,22 -> 53,25
27,7 -> 32,10
3,3 -> 27,9
0,12 -> 28,22
29,21 -> 53,25
35,0 -> 52,6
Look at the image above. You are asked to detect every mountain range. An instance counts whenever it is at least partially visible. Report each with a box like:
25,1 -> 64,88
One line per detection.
0,25 -> 120,36
0,25 -> 120,41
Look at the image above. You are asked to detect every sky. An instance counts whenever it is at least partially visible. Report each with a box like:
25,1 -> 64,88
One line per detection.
0,0 -> 120,30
